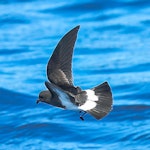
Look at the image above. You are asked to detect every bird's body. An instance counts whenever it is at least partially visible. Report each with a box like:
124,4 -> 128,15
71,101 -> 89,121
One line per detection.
37,25 -> 113,120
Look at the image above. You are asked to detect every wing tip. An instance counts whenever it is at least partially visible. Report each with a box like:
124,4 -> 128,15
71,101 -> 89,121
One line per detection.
73,25 -> 80,32
76,25 -> 80,29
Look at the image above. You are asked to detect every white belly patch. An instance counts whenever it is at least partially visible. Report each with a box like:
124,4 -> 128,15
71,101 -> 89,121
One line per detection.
86,90 -> 98,101
78,89 -> 98,111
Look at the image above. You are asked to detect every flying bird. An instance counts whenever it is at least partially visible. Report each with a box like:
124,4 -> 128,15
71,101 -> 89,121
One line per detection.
37,25 -> 113,120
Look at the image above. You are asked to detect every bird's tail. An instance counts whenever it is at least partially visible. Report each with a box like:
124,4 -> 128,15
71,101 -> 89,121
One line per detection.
87,82 -> 113,120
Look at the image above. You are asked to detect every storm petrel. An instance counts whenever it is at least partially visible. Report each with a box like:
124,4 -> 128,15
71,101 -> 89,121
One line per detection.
37,25 -> 113,120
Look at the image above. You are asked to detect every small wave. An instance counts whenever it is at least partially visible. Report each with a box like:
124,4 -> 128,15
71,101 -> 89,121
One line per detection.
0,0 -> 36,4
0,14 -> 30,26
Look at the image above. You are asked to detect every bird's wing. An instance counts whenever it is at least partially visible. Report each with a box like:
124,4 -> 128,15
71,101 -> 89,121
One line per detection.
47,25 -> 80,87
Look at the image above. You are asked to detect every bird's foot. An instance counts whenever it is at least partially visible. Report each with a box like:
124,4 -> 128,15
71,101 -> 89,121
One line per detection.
80,116 -> 84,121
79,111 -> 87,121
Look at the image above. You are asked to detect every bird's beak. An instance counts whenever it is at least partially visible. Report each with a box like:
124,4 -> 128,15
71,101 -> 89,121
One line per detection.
36,99 -> 40,104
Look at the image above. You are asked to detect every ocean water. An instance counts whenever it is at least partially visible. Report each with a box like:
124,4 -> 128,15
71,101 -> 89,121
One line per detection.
0,0 -> 150,149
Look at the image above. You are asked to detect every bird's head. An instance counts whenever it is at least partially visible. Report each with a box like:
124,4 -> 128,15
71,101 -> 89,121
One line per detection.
37,90 -> 52,104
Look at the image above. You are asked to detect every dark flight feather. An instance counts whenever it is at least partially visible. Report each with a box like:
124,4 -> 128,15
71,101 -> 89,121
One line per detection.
47,26 -> 80,89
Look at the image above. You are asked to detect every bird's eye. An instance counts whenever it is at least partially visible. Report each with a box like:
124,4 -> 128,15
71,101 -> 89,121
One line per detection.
39,95 -> 44,99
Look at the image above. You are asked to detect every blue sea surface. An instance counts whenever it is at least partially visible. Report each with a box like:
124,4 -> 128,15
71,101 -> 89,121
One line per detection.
0,0 -> 150,149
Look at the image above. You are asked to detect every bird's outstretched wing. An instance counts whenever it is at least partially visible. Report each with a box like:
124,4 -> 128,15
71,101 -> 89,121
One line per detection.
47,25 -> 80,88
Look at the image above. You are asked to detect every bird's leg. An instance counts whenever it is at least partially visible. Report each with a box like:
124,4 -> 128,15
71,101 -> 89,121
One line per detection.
79,111 -> 87,121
